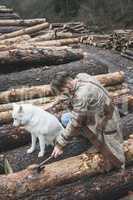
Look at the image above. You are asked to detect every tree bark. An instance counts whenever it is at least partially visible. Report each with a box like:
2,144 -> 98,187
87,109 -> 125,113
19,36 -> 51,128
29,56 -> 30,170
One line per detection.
0,136 -> 90,171
0,8 -> 13,13
96,71 -> 125,86
0,107 -> 132,153
30,31 -> 77,42
31,38 -> 80,46
0,35 -> 31,46
0,85 -> 52,104
0,26 -> 22,34
0,96 -> 54,112
0,54 -> 108,90
0,71 -> 124,103
0,47 -> 83,74
0,19 -> 46,26
0,13 -> 20,20
17,165 -> 133,200
0,135 -> 132,200
0,22 -> 49,40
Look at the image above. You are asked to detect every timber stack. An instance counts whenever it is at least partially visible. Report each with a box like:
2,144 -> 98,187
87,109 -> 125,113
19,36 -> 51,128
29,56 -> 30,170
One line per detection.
0,5 -> 133,200
81,30 -> 133,52
0,5 -> 20,34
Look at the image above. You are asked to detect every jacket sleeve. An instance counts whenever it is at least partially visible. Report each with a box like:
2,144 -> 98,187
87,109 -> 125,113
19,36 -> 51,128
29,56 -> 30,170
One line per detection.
55,96 -> 88,148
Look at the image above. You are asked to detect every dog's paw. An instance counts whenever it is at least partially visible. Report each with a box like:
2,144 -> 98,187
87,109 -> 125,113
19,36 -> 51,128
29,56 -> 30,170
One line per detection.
27,148 -> 35,154
38,151 -> 44,157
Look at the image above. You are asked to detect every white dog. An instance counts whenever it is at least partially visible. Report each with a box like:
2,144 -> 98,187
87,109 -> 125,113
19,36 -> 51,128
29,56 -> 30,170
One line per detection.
12,103 -> 64,157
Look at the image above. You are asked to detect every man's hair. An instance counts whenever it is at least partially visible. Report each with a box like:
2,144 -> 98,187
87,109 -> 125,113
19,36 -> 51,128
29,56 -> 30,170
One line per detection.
51,71 -> 71,94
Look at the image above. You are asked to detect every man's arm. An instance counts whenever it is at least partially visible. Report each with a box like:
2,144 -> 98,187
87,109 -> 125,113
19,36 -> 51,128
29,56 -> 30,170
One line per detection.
52,96 -> 88,157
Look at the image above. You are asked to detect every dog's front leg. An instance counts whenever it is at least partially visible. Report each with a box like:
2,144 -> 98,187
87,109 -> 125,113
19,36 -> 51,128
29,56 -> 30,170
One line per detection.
38,135 -> 45,157
27,134 -> 37,154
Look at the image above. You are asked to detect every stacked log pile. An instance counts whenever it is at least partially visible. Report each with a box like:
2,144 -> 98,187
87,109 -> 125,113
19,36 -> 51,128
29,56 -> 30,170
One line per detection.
81,29 -> 133,52
0,5 -> 20,20
0,8 -> 89,73
0,58 -> 132,199
0,5 -> 133,200
0,5 -> 20,34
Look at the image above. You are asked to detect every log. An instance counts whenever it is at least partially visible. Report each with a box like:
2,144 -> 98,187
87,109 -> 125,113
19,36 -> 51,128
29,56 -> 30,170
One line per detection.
0,136 -> 90,171
0,26 -> 22,34
0,35 -> 31,46
19,165 -> 133,200
0,8 -> 13,13
0,47 -> 83,74
105,83 -> 128,92
0,22 -> 49,40
0,96 -> 54,112
0,13 -> 20,20
0,19 -> 46,26
0,57 -> 108,91
29,31 -> 74,42
0,44 -> 71,52
0,71 -> 124,103
0,85 -> 52,104
96,71 -> 125,86
32,38 -> 80,46
0,135 -> 132,200
109,88 -> 129,97
6,38 -> 81,49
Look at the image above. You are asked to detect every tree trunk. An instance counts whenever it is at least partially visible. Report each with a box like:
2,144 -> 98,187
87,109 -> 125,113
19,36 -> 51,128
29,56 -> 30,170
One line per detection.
31,38 -> 80,46
0,22 -> 49,40
0,136 -> 132,200
0,85 -> 52,104
0,19 -> 46,26
96,71 -> 125,86
0,136 -> 90,171
0,47 -> 83,74
0,13 -> 20,20
0,8 -> 13,13
0,71 -> 124,103
0,35 -> 31,46
17,165 -> 133,200
0,26 -> 22,34
30,31 -> 76,42
0,44 -> 72,52
0,56 -> 108,90
0,96 -> 54,112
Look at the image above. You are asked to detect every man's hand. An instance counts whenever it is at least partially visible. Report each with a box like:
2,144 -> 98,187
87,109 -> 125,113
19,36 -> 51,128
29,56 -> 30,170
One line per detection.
51,145 -> 63,158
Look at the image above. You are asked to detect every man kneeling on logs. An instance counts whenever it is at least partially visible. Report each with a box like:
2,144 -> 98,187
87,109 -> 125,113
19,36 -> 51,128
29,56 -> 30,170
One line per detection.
50,71 -> 125,171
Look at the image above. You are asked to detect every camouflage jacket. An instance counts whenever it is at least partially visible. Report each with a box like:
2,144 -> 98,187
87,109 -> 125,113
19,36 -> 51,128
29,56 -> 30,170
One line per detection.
56,73 -> 125,167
